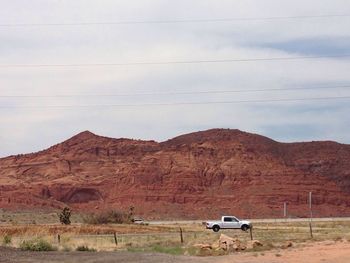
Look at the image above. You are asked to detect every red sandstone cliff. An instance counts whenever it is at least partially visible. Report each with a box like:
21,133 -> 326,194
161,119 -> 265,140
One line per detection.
0,129 -> 349,219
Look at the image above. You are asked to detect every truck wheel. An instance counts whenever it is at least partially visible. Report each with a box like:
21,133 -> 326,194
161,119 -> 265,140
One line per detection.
212,225 -> 220,232
241,224 -> 249,231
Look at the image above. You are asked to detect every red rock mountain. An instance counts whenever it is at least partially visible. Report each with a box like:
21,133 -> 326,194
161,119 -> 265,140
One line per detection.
0,129 -> 349,219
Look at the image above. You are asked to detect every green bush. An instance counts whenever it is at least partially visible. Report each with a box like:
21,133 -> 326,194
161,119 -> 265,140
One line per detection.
76,245 -> 96,252
20,239 -> 56,251
2,235 -> 12,245
83,210 -> 131,224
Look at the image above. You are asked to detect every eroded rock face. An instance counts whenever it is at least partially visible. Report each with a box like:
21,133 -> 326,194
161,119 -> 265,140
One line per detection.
58,188 -> 103,203
0,129 -> 349,219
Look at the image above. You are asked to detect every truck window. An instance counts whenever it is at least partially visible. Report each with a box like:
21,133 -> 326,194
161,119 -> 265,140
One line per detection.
223,217 -> 233,222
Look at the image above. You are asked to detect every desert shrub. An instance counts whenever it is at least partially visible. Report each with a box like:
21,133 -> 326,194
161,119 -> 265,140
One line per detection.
83,210 -> 131,224
128,206 -> 135,221
76,245 -> 96,252
61,246 -> 72,252
20,239 -> 56,251
2,235 -> 12,245
59,207 -> 72,225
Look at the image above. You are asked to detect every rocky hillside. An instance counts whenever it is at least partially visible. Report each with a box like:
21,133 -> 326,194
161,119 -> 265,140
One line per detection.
0,129 -> 349,219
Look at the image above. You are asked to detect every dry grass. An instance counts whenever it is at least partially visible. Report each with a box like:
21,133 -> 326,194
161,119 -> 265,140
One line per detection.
0,223 -> 178,236
1,217 -> 350,254
0,210 -> 81,224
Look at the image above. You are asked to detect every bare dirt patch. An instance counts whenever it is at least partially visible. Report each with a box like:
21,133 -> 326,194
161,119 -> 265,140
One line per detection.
216,240 -> 350,263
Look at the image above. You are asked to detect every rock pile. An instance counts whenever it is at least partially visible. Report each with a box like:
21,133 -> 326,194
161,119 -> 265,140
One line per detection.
194,234 -> 264,253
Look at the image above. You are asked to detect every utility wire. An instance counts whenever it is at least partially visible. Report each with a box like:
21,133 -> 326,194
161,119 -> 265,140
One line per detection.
0,54 -> 349,69
1,96 -> 349,109
0,14 -> 349,27
1,84 -> 350,98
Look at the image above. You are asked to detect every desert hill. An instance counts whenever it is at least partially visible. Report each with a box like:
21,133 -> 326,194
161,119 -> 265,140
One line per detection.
0,129 -> 349,219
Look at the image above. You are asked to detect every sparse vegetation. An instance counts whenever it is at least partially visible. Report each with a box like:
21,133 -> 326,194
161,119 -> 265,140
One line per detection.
151,245 -> 184,255
76,245 -> 96,252
127,245 -> 185,255
1,217 -> 349,256
83,210 -> 132,224
61,246 -> 72,252
2,235 -> 12,245
20,239 -> 56,251
128,206 -> 135,221
0,223 -> 174,236
59,207 -> 72,225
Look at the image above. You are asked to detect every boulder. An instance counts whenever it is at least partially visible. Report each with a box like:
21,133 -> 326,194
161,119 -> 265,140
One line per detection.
281,241 -> 293,249
193,243 -> 212,250
246,240 -> 263,250
219,234 -> 246,251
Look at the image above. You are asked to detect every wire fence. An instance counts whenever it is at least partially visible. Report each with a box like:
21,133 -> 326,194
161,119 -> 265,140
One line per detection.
2,219 -> 349,252
53,220 -> 350,250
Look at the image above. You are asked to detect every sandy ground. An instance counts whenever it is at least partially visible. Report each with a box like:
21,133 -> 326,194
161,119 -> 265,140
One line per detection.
217,240 -> 350,263
0,241 -> 349,263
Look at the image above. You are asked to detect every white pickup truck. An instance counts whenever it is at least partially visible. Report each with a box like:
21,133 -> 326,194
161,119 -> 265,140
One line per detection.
205,216 -> 251,232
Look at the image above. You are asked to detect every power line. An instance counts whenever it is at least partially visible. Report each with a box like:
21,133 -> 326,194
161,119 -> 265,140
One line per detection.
1,96 -> 349,109
0,14 -> 349,27
1,84 -> 350,98
0,54 -> 349,69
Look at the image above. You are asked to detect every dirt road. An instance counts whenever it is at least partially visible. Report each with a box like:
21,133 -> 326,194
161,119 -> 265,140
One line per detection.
0,248 -> 210,263
219,241 -> 350,263
1,241 -> 349,263
216,240 -> 350,263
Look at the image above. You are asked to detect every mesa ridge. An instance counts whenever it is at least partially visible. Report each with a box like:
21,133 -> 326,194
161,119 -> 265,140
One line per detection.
0,128 -> 349,219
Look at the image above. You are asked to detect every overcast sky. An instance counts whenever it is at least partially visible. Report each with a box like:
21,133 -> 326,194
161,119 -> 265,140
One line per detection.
1,0 -> 350,157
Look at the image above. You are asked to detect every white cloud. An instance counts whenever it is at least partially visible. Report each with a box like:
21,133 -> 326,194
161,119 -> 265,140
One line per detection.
0,0 -> 350,156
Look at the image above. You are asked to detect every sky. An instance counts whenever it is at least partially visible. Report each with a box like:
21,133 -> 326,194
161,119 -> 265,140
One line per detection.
1,0 -> 350,157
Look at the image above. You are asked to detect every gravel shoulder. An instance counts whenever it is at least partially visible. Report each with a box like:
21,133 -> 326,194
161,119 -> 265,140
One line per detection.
0,247 -> 213,263
1,241 -> 349,263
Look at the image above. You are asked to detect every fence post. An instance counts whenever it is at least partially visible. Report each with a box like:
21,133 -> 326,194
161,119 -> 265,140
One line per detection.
57,234 -> 61,244
113,232 -> 118,246
309,222 -> 313,239
309,192 -> 313,239
249,225 -> 253,241
179,227 -> 184,243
